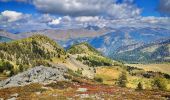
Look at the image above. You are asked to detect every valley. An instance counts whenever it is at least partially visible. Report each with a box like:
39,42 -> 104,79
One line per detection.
1,0 -> 170,99
0,35 -> 169,99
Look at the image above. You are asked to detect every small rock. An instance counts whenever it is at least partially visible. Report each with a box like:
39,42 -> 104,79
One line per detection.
10,93 -> 18,97
79,94 -> 89,98
76,88 -> 87,92
35,92 -> 41,95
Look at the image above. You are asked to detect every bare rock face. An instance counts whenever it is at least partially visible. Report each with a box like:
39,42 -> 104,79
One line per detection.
0,65 -> 68,88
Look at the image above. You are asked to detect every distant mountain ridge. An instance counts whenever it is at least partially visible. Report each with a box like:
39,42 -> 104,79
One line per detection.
0,30 -> 19,40
112,38 -> 170,63
1,26 -> 170,63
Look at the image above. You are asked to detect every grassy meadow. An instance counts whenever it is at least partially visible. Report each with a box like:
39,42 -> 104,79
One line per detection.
126,63 -> 170,75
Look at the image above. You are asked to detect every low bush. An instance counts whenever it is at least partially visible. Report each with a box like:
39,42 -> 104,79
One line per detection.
152,77 -> 167,91
94,77 -> 103,83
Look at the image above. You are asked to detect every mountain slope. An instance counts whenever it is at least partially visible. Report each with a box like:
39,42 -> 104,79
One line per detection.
67,42 -> 113,67
67,42 -> 101,55
60,27 -> 170,63
17,28 -> 109,41
2,27 -> 170,63
0,35 -> 66,74
112,39 -> 170,63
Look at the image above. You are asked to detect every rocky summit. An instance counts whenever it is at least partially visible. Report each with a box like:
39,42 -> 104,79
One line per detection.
0,66 -> 68,88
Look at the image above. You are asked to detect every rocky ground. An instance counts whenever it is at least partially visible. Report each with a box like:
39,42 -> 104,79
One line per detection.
0,65 -> 68,88
0,76 -> 170,99
0,65 -> 170,100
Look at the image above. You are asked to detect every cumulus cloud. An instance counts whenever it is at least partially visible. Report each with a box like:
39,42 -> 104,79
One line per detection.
1,10 -> 23,22
107,3 -> 141,19
75,16 -> 100,22
32,0 -> 111,16
0,12 -> 52,32
48,18 -> 61,25
1,0 -> 141,19
31,0 -> 140,19
159,0 -> 170,16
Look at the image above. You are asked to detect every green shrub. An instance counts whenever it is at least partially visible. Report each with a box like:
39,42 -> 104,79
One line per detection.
94,77 -> 103,83
0,61 -> 13,72
9,70 -> 15,77
18,64 -> 24,72
75,69 -> 83,75
76,55 -> 112,67
152,77 -> 167,91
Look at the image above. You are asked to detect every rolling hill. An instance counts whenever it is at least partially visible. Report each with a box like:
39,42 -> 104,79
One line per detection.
67,42 -> 113,67
67,42 -> 101,55
0,35 -> 66,75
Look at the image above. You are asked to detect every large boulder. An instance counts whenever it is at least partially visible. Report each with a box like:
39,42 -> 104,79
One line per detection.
0,65 -> 68,88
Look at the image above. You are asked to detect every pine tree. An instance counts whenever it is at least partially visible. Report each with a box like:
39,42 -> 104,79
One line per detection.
117,71 -> 127,87
136,82 -> 143,91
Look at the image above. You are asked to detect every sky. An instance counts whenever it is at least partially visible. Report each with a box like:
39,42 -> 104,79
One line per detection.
0,0 -> 170,33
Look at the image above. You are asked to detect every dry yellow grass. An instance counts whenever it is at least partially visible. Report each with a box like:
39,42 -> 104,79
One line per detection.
126,64 -> 170,75
95,67 -> 121,84
127,76 -> 153,89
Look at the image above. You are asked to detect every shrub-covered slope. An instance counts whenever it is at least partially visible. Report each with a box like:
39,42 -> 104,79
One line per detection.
67,42 -> 113,67
67,42 -> 101,55
0,35 -> 66,75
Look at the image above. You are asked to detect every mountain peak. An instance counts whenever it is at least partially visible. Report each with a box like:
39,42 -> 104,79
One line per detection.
67,42 -> 101,55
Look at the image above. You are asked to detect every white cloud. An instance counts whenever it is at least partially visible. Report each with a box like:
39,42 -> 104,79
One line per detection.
48,17 -> 61,25
62,16 -> 72,22
107,3 -> 141,19
0,10 -> 170,33
32,0 -> 111,16
37,14 -> 55,23
75,16 -> 100,22
31,0 -> 141,19
1,10 -> 23,22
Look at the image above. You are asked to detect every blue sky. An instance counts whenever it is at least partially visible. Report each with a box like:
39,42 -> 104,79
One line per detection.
0,0 -> 170,32
135,0 -> 160,17
0,1 -> 36,14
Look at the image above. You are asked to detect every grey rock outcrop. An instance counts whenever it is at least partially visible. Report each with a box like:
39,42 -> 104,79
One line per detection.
0,65 -> 68,88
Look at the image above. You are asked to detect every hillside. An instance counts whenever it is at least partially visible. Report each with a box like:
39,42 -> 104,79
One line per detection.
0,35 -> 66,75
67,42 -> 101,55
112,39 -> 170,63
67,42 -> 113,67
0,37 -> 170,99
